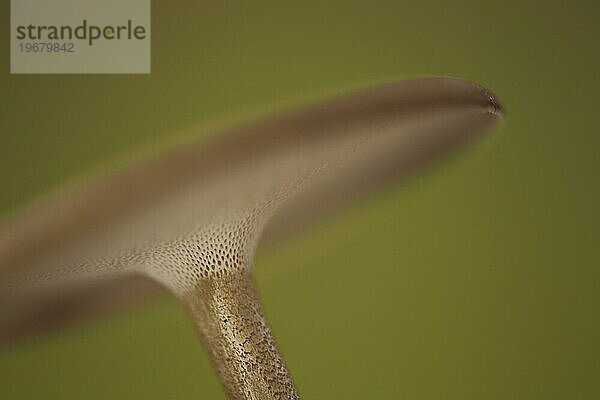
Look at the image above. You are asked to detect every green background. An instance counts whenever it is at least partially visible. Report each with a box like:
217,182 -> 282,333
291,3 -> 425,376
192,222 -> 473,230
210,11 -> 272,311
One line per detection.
1,0 -> 599,398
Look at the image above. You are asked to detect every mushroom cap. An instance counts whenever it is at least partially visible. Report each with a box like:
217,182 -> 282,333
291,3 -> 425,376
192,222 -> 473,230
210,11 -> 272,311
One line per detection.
0,78 -> 503,342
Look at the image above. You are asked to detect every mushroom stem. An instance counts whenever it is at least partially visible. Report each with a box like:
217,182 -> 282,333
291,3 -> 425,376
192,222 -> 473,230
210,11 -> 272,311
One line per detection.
184,268 -> 300,400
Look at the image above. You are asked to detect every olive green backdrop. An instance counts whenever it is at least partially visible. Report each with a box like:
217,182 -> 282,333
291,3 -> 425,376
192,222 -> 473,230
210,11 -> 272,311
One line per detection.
1,0 -> 598,399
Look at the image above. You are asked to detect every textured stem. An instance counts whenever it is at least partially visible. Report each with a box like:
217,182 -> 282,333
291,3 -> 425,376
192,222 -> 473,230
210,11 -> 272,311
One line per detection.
184,268 -> 300,400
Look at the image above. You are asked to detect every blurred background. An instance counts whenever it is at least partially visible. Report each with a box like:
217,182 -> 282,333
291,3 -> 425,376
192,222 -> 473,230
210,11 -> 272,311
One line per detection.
1,0 -> 599,399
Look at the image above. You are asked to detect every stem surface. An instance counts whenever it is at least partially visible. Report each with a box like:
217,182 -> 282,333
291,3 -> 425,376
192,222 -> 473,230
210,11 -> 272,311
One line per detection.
184,269 -> 300,400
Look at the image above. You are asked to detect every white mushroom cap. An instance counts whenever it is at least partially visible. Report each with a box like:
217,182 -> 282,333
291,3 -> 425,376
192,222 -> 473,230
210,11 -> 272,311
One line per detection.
0,78 -> 503,341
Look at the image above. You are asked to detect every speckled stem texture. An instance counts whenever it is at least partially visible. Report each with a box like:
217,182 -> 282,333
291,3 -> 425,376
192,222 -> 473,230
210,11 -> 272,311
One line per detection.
184,268 -> 300,400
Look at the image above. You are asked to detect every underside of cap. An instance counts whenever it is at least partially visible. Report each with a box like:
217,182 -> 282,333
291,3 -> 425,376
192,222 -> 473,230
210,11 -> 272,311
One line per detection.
0,78 -> 504,342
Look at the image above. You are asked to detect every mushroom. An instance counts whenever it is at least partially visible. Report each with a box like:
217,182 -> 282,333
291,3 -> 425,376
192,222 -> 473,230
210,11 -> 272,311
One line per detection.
0,78 -> 503,399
